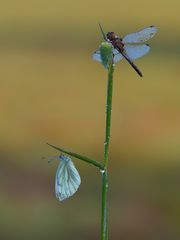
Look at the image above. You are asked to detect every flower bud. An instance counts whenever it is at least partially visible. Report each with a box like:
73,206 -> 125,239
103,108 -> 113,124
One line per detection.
99,42 -> 113,68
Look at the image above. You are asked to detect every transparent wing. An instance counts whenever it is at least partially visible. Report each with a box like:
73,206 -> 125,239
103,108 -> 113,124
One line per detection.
124,44 -> 150,60
123,26 -> 157,43
113,49 -> 123,63
92,51 -> 102,62
92,49 -> 123,63
55,158 -> 81,201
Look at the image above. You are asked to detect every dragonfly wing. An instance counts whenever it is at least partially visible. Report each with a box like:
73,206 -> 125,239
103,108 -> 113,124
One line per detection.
92,51 -> 102,62
123,26 -> 157,43
124,44 -> 150,60
92,49 -> 123,63
113,49 -> 123,63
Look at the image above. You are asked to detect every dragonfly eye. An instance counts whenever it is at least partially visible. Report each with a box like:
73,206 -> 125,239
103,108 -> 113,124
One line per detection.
107,32 -> 115,40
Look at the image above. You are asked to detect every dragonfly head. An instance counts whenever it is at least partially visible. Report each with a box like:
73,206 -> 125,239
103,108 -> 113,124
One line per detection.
107,32 -> 116,41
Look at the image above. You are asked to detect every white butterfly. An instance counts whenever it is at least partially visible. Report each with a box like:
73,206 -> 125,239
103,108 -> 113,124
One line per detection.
55,154 -> 81,201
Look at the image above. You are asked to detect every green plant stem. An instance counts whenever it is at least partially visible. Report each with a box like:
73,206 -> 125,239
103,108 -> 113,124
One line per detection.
47,142 -> 104,169
101,63 -> 114,240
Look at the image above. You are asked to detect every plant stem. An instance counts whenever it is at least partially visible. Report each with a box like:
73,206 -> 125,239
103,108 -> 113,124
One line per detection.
101,63 -> 114,240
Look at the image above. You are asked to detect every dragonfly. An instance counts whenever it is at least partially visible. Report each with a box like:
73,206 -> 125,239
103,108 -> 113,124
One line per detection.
93,25 -> 157,77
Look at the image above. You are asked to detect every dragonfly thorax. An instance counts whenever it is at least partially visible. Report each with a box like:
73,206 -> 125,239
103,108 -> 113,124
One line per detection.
107,32 -> 124,53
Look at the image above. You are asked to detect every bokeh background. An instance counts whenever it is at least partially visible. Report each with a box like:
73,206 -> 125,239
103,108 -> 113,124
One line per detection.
0,0 -> 180,239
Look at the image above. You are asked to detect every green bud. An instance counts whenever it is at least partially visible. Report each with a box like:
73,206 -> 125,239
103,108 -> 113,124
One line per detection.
99,42 -> 113,69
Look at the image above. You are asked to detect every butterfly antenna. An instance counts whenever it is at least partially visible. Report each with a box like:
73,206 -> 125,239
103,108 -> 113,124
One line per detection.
98,23 -> 107,41
42,156 -> 57,163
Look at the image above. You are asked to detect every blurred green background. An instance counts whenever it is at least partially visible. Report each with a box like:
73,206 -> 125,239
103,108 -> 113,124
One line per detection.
0,0 -> 180,239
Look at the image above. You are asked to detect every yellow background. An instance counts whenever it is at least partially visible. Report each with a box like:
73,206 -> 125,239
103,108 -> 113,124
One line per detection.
0,0 -> 180,239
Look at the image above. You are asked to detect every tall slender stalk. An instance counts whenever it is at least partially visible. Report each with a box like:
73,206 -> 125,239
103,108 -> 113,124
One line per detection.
47,25 -> 115,240
101,63 -> 114,240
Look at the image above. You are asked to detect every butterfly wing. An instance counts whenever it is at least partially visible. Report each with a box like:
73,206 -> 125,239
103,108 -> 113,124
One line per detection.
55,157 -> 81,201
123,26 -> 157,43
124,44 -> 150,60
